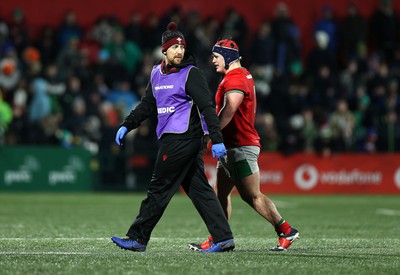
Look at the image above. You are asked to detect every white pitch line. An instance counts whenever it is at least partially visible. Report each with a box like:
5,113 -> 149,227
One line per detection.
376,208 -> 400,216
0,251 -> 92,255
0,237 -> 397,242
0,238 -> 109,241
0,237 -> 190,241
271,200 -> 298,208
0,237 -> 257,242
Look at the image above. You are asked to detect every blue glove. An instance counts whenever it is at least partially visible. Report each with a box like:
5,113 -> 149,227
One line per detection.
115,126 -> 128,146
211,143 -> 227,159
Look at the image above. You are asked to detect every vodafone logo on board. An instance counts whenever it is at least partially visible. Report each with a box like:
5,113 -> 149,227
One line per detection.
294,164 -> 383,191
294,164 -> 318,190
394,168 -> 400,190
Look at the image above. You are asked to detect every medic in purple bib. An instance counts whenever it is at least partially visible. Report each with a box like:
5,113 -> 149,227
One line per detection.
111,22 -> 235,253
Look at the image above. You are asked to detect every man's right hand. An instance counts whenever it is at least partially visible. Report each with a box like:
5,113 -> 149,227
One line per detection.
211,143 -> 227,160
115,126 -> 128,146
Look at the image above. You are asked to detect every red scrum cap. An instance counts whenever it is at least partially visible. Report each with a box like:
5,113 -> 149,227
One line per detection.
212,39 -> 240,68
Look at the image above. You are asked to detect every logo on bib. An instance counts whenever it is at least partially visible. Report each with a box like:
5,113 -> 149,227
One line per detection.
157,106 -> 176,114
155,85 -> 174,91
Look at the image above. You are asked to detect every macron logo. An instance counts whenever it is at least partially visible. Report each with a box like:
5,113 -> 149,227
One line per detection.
158,106 -> 175,114
155,85 -> 174,91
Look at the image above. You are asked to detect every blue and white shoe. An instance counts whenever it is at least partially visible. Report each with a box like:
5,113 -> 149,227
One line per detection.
111,236 -> 146,252
200,238 -> 235,253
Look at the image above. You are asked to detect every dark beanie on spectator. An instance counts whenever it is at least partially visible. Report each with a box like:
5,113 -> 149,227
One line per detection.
212,39 -> 240,68
161,22 -> 186,52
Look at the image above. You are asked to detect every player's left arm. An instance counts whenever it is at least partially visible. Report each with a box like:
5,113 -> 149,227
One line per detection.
218,90 -> 244,130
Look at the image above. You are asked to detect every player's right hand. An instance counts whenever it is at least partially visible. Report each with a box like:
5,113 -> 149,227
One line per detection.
115,126 -> 128,146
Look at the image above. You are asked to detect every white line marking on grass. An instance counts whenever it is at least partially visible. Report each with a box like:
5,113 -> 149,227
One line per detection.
0,238 -> 109,241
0,252 -> 92,255
0,237 -> 230,241
271,200 -> 298,208
0,237 -> 396,242
376,208 -> 400,216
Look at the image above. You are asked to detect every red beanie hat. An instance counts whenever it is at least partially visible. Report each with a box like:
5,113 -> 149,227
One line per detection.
161,22 -> 186,52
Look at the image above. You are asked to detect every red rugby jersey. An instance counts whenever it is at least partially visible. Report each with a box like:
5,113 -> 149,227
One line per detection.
215,67 -> 261,148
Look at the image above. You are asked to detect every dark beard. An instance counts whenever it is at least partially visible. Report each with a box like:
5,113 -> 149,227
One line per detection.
161,60 -> 181,74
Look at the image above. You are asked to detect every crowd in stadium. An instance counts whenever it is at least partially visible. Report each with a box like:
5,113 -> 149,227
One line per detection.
0,1 -> 399,156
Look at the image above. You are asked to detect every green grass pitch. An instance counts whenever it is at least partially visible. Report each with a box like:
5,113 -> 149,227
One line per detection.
0,193 -> 399,274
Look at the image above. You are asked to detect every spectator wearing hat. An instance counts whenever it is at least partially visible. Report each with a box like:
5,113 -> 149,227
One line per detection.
22,46 -> 42,80
0,57 -> 20,92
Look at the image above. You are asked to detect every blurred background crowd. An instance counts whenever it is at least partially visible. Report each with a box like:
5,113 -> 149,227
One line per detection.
0,0 -> 400,160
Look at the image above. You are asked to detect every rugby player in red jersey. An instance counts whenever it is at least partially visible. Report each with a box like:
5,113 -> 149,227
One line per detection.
189,39 -> 300,252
